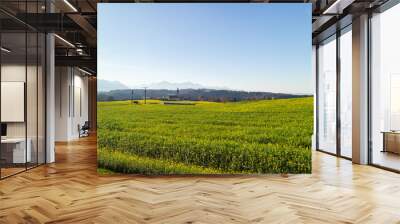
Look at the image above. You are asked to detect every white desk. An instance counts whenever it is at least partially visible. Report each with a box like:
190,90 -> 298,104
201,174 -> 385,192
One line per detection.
1,138 -> 31,163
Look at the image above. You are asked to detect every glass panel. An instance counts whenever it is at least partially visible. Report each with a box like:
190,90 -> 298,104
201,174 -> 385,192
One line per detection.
340,28 -> 352,158
38,32 -> 45,165
0,0 -> 46,179
27,31 -> 38,169
26,0 -> 39,169
1,32 -> 27,177
317,36 -> 337,154
371,4 -> 400,171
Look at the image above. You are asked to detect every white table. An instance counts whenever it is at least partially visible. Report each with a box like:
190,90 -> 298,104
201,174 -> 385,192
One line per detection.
1,138 -> 31,163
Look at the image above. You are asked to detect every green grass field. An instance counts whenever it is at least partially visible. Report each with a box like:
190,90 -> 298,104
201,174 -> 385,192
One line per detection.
97,97 -> 313,174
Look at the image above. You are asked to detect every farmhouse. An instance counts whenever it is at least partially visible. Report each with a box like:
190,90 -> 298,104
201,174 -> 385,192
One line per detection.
167,94 -> 181,101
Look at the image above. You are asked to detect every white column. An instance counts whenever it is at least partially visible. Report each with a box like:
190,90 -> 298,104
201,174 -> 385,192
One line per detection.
352,14 -> 369,164
46,32 -> 55,163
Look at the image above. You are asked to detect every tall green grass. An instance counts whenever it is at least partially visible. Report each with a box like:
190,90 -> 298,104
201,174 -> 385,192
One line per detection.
98,97 -> 313,174
98,147 -> 223,175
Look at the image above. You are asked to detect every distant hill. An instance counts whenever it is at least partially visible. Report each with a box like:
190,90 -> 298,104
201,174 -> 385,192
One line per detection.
98,88 -> 310,102
132,81 -> 229,91
98,79 -> 130,92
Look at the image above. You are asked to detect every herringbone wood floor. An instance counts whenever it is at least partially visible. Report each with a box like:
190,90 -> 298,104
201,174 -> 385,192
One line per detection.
1,135 -> 400,224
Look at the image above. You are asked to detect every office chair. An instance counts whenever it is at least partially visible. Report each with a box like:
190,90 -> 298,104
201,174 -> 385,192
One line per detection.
79,121 -> 90,138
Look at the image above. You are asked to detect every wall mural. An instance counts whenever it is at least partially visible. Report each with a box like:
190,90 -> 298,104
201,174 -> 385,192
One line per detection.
97,3 -> 313,175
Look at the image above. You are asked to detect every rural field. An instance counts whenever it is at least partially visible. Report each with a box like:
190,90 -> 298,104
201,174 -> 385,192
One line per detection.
97,97 -> 313,174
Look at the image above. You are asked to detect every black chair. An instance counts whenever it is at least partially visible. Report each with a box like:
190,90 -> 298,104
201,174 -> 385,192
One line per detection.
79,121 -> 90,138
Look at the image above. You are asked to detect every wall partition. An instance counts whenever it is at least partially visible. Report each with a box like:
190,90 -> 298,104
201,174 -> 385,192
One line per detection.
0,3 -> 47,179
370,2 -> 400,171
0,31 -> 28,177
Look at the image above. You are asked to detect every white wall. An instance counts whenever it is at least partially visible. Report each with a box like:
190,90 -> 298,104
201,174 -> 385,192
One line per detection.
72,73 -> 89,138
1,65 -> 38,137
1,65 -> 26,139
55,67 -> 89,141
55,66 -> 70,141
1,63 -> 46,164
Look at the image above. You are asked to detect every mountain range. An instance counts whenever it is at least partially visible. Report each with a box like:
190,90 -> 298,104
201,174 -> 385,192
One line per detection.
98,79 -> 229,92
98,79 -> 130,92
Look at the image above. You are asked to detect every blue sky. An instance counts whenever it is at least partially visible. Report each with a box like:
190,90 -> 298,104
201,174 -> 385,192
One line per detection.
98,4 -> 312,94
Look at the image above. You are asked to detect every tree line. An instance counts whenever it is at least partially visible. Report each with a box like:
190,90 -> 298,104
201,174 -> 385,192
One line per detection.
97,88 -> 310,102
